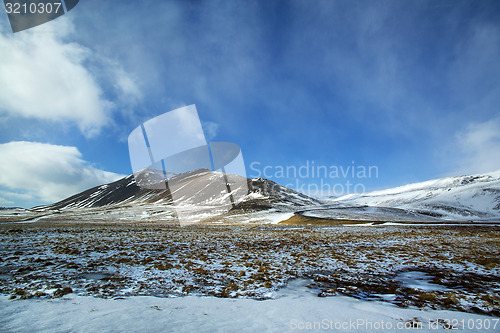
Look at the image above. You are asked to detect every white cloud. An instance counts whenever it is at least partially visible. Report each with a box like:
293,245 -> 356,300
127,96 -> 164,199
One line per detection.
0,141 -> 125,205
0,197 -> 14,206
0,19 -> 141,137
0,190 -> 35,201
202,121 -> 219,141
456,118 -> 500,174
113,65 -> 142,103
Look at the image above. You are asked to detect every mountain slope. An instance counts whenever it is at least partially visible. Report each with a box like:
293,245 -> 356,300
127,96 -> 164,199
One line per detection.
332,170 -> 500,221
38,169 -> 322,212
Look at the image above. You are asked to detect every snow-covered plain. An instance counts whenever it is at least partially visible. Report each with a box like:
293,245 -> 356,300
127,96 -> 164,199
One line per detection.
1,223 -> 498,321
1,279 -> 497,333
1,171 -> 499,332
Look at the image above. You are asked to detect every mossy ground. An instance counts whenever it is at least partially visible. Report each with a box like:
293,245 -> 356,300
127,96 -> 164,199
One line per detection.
0,222 -> 498,315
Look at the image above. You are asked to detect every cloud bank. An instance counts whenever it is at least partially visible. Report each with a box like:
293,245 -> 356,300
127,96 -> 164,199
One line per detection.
0,19 -> 140,137
0,141 -> 124,207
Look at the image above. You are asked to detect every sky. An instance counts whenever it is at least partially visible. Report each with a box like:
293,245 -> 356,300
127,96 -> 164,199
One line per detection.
1,0 -> 500,208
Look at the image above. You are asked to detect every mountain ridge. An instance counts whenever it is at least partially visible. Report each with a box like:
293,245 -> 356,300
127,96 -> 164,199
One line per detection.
37,169 -> 322,212
328,170 -> 500,222
2,170 -> 499,224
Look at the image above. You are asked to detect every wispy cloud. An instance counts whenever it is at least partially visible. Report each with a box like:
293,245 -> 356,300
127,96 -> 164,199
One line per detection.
455,118 -> 500,174
202,121 -> 219,141
70,0 -> 265,119
0,141 -> 125,207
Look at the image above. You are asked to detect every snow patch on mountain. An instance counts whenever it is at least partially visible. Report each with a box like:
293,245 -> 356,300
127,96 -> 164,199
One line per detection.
333,170 -> 500,221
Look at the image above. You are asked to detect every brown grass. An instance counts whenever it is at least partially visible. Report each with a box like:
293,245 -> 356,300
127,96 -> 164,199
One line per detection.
279,214 -> 370,225
0,222 -> 499,315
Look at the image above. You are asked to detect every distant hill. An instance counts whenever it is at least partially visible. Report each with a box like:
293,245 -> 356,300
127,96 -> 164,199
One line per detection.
326,170 -> 500,222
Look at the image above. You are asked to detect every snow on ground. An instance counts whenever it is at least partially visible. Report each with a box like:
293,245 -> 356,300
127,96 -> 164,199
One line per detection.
299,206 -> 442,223
230,211 -> 294,224
1,223 -> 498,315
1,279 -> 496,333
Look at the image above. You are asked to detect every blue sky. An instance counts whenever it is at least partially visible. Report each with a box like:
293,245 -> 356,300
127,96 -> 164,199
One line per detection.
1,0 -> 500,207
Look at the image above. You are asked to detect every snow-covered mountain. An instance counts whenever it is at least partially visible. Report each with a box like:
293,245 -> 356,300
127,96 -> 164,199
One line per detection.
4,169 -> 498,224
39,169 -> 321,212
330,170 -> 500,222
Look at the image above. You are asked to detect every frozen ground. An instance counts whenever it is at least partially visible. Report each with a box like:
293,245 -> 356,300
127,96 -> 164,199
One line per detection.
2,170 -> 498,331
1,279 -> 498,332
1,222 -> 498,317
